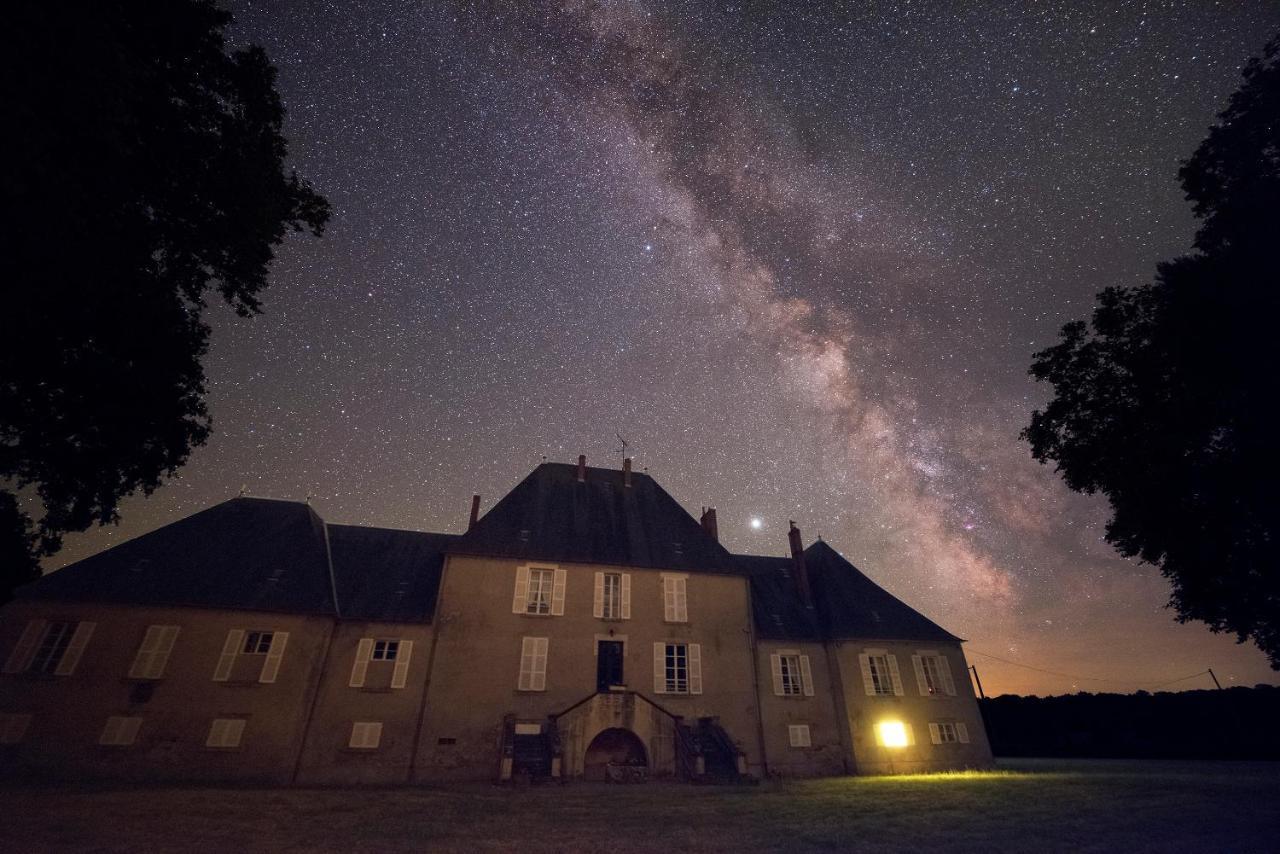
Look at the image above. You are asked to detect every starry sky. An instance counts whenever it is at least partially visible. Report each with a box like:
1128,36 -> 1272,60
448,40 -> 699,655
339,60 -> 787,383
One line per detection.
55,1 -> 1280,696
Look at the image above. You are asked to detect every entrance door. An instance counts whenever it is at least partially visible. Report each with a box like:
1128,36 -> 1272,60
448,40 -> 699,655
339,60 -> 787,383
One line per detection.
597,640 -> 624,692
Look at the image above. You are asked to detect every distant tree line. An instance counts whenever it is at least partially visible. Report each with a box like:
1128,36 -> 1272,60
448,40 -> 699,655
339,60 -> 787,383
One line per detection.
979,686 -> 1280,760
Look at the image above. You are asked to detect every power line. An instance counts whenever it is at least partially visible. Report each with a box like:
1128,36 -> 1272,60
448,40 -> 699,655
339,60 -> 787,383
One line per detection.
967,648 -> 1211,690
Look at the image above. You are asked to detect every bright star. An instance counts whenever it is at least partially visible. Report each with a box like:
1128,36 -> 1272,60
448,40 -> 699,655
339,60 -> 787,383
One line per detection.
750,517 -> 763,530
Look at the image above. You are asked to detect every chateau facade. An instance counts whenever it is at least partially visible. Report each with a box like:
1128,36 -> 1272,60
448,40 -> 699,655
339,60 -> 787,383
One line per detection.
0,459 -> 993,783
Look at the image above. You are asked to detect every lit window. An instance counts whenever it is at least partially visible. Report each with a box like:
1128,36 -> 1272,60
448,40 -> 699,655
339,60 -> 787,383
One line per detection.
371,640 -> 399,661
526,569 -> 554,615
243,631 -> 274,655
877,720 -> 909,748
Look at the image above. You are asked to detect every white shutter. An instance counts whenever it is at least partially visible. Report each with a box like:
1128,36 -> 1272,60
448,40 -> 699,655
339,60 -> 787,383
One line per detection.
350,638 -> 374,687
939,655 -> 956,696
532,637 -> 548,691
130,625 -> 179,679
213,629 -> 243,681
151,626 -> 180,678
621,574 -> 631,619
391,640 -> 413,689
887,654 -> 904,696
688,643 -> 702,695
957,722 -> 970,744
350,721 -> 383,749
518,637 -> 534,691
551,569 -> 566,616
788,724 -> 811,747
0,713 -> 32,744
929,723 -> 942,745
259,631 -> 288,683
912,654 -> 928,695
662,577 -> 675,621
675,578 -> 688,622
512,565 -> 530,614
4,620 -> 46,673
858,653 -> 875,696
770,654 -> 784,696
593,572 -> 605,618
100,716 -> 141,746
207,718 -> 246,748
54,622 -> 95,675
653,642 -> 666,694
800,655 -> 815,696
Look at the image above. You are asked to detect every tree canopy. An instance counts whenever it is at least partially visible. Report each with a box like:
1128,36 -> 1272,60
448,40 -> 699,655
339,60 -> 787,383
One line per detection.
0,1 -> 329,600
1024,35 -> 1280,667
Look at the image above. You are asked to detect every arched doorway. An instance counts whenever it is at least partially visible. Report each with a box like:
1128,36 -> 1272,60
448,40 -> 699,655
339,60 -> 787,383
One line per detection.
583,727 -> 647,781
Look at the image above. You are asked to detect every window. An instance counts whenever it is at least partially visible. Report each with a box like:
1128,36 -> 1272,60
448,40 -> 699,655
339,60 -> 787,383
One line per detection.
3,620 -> 96,676
512,565 -> 566,616
212,629 -> 289,683
653,642 -> 701,694
771,651 -> 815,697
350,638 -> 414,689
662,574 -> 688,623
128,625 -> 180,679
928,722 -> 970,745
243,631 -> 274,654
206,718 -> 246,748
99,716 -> 142,746
876,720 -> 914,747
349,721 -> 383,749
788,724 -> 812,748
912,651 -> 956,696
518,637 -> 548,691
859,650 -> 902,696
595,572 -> 631,620
0,713 -> 32,744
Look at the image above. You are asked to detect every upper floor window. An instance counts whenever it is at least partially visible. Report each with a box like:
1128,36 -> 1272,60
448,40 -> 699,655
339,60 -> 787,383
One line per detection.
661,574 -> 688,623
594,571 -> 631,620
3,620 -> 96,677
350,638 -> 414,689
212,629 -> 289,683
372,640 -> 399,661
912,651 -> 956,696
512,565 -> 565,616
653,641 -> 702,695
770,651 -> 815,697
859,650 -> 902,696
128,625 -> 180,680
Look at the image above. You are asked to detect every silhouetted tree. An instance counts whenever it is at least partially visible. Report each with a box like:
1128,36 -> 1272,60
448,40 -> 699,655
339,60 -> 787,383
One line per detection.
0,2 -> 329,600
1024,36 -> 1280,667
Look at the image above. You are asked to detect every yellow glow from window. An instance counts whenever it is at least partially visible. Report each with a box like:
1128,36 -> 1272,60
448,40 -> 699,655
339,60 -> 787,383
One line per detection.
878,720 -> 908,748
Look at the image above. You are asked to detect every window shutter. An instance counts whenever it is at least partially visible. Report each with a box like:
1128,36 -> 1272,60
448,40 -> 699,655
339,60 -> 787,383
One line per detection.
957,722 -> 970,744
905,723 -> 915,746
391,640 -> 413,689
788,724 -> 811,747
675,579 -> 688,622
887,654 -> 904,696
213,629 -> 243,681
928,722 -> 942,745
911,654 -> 927,695
131,625 -> 180,679
518,637 -> 534,691
54,622 -> 95,676
151,626 -> 180,678
350,722 -> 383,749
800,655 -> 815,696
593,573 -> 604,618
120,716 -> 142,745
662,577 -> 675,621
939,656 -> 956,696
551,569 -> 567,616
621,574 -> 631,619
100,716 -> 141,746
858,653 -> 875,696
770,654 -> 784,696
350,638 -> 374,687
207,718 -> 246,748
4,620 -> 46,673
512,565 -> 530,614
532,637 -> 548,691
653,642 -> 666,694
259,631 -> 289,683
688,643 -> 702,695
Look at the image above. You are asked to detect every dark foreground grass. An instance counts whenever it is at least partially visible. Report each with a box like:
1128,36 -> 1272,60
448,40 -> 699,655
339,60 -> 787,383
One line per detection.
2,759 -> 1277,853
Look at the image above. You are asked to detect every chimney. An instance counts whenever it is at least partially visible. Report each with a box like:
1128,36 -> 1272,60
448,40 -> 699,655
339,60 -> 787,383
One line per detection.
623,457 -> 632,487
788,521 -> 814,608
468,494 -> 481,531
700,507 -> 719,542
577,454 -> 586,482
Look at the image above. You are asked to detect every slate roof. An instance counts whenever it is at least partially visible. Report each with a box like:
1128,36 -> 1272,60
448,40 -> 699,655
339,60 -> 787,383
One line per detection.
18,497 -> 338,616
328,526 -> 457,623
452,463 -> 739,574
734,554 -> 825,641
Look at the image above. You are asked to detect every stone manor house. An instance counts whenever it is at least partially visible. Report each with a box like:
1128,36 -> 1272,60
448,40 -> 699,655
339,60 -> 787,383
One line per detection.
0,458 -> 992,783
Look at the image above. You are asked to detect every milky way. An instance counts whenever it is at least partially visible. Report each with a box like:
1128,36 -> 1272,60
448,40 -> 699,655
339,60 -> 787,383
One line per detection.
55,1 -> 1280,694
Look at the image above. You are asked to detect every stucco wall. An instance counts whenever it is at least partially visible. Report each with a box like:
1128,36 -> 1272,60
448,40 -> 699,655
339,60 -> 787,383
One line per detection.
0,599 -> 330,783
415,554 -> 764,781
754,641 -> 847,777
831,639 -> 994,774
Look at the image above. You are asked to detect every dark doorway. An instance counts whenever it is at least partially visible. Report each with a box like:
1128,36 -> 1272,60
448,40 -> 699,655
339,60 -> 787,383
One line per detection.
583,727 -> 647,781
597,640 -> 624,692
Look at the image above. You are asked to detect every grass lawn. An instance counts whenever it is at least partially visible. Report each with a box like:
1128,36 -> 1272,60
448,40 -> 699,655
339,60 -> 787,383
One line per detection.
2,759 -> 1277,853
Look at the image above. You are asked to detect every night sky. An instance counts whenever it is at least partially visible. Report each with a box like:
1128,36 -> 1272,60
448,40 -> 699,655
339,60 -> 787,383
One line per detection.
55,1 -> 1280,696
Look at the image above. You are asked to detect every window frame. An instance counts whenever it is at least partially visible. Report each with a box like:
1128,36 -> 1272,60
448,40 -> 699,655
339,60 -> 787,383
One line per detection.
788,724 -> 812,748
243,631 -> 274,655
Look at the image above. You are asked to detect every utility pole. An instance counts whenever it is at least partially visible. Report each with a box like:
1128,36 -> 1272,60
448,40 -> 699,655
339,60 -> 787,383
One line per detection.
1208,668 -> 1223,690
970,664 -> 986,700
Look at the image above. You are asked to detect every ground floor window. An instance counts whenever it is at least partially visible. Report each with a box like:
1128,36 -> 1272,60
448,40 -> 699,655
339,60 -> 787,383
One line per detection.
206,718 -> 246,748
928,722 -> 970,744
99,716 -> 142,746
788,724 -> 812,748
653,642 -> 702,694
350,721 -> 383,749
